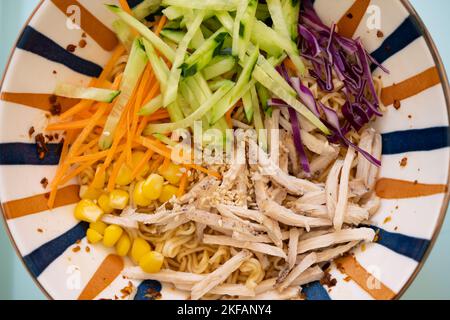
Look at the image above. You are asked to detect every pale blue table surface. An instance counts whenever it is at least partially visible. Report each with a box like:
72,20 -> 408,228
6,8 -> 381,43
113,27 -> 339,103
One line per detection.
0,0 -> 449,300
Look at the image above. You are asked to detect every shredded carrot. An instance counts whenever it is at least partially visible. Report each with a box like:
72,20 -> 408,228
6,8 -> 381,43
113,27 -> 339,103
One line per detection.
146,110 -> 170,122
225,101 -> 240,128
46,116 -> 107,131
107,151 -> 127,191
130,149 -> 154,180
66,150 -> 109,164
75,137 -> 100,157
155,16 -> 167,36
284,58 -> 297,74
177,171 -> 188,197
119,0 -> 133,14
59,159 -> 98,186
161,156 -> 171,171
150,156 -> 164,173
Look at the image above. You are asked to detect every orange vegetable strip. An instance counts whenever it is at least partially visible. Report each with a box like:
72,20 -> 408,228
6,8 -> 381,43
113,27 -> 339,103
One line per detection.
119,0 -> 133,14
177,171 -> 188,197
98,45 -> 126,83
155,16 -> 167,36
75,137 -> 100,157
107,150 -> 127,191
284,58 -> 297,74
59,159 -> 98,186
150,156 -> 164,173
225,102 -> 240,128
130,149 -> 154,180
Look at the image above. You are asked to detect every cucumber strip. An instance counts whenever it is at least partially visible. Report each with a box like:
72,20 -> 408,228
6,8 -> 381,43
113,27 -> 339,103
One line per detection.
180,27 -> 228,77
144,81 -> 234,134
132,0 -> 162,21
112,19 -> 135,51
160,29 -> 185,44
208,78 -> 233,91
215,11 -> 234,32
253,67 -> 330,135
239,0 -> 258,61
256,82 -> 271,113
138,95 -> 163,116
210,46 -> 259,124
255,3 -> 270,21
153,133 -> 178,147
161,0 -> 238,11
202,55 -> 236,80
232,0 -> 248,57
162,6 -> 185,20
99,39 -> 148,150
54,83 -> 120,103
282,0 -> 300,40
266,0 -> 291,40
142,39 -> 169,92
256,55 -> 296,97
242,90 -> 253,123
200,25 -> 214,38
164,11 -> 205,107
166,100 -> 185,122
251,85 -> 267,152
106,5 -> 175,62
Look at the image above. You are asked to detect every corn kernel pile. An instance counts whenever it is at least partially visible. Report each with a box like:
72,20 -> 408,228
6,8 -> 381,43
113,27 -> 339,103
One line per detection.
74,151 -> 185,274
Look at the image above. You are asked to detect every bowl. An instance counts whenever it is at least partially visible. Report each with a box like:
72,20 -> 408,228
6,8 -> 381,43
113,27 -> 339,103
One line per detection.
0,0 -> 449,300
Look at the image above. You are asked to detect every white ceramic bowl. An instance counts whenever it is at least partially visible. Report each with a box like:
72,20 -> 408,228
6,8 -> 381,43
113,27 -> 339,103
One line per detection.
0,0 -> 449,300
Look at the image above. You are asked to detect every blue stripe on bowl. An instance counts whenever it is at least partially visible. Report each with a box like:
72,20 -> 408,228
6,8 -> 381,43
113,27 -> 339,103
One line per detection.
371,16 -> 422,71
0,143 -> 62,165
23,222 -> 88,277
381,127 -> 450,155
302,281 -> 331,300
367,225 -> 430,262
127,0 -> 144,8
134,280 -> 162,300
17,26 -> 102,77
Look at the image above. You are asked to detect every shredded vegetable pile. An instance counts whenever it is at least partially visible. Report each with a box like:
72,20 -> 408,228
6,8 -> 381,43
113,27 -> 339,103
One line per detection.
45,0 -> 387,300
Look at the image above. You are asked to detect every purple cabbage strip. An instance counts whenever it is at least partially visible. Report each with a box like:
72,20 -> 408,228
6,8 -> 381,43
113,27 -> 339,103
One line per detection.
288,107 -> 311,174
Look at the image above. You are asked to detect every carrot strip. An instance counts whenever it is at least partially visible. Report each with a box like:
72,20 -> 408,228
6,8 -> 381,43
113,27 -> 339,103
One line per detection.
66,150 -> 109,164
98,45 -> 126,83
59,160 -> 98,186
177,171 -> 188,197
225,102 -> 240,128
46,117 -> 106,131
107,150 -> 127,191
284,58 -> 297,74
155,16 -> 167,36
75,137 -> 100,156
130,148 -> 154,180
119,0 -> 133,14
150,156 -> 164,173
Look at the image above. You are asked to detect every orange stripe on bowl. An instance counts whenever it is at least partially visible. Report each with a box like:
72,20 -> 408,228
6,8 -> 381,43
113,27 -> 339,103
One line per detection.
2,185 -> 80,220
335,255 -> 396,300
337,0 -> 371,38
78,254 -> 124,300
51,0 -> 118,51
381,67 -> 441,106
375,178 -> 448,199
1,92 -> 79,112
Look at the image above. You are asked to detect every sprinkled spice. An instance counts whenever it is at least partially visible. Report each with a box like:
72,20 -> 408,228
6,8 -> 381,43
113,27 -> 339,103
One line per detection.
346,13 -> 353,19
320,272 -> 337,288
48,94 -> 57,104
28,126 -> 35,138
53,70 -> 57,75
400,157 -> 408,167
145,288 -> 162,300
37,228 -> 44,233
67,44 -> 77,52
50,102 -> 62,116
82,32 -> 87,38
76,239 -> 81,245
72,246 -> 81,253
377,30 -> 384,38
393,99 -> 401,110
383,216 -> 392,224
343,276 -> 352,282
79,39 -> 87,48
40,177 -> 49,189
120,281 -> 134,299
85,246 -> 91,253
35,133 -> 49,160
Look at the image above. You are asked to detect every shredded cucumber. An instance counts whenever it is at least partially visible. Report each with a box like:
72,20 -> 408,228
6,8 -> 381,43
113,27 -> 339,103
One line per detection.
112,20 -> 134,51
232,0 -> 248,57
138,95 -> 163,116
282,0 -> 300,40
255,55 -> 296,97
239,0 -> 258,61
202,55 -> 236,80
132,0 -> 162,21
256,82 -> 271,114
181,27 -> 228,77
255,3 -> 270,21
207,78 -> 233,91
242,90 -> 254,123
106,5 -> 175,62
253,67 -> 330,135
162,6 -> 185,20
99,39 -> 148,150
251,85 -> 267,152
164,11 -> 205,107
161,0 -> 238,11
144,82 -> 234,134
160,29 -> 185,44
54,83 -> 120,103
153,133 -> 178,147
142,39 -> 169,92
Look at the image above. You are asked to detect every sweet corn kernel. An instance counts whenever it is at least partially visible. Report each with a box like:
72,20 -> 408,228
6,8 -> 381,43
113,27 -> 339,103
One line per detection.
79,186 -> 103,200
109,189 -> 129,210
131,237 -> 151,264
158,162 -> 182,185
98,194 -> 114,214
132,151 -> 150,178
74,199 -> 104,223
103,225 -> 123,247
116,233 -> 131,257
142,174 -> 164,200
139,251 -> 164,273
91,167 -> 106,189
116,163 -> 133,186
134,180 -> 152,207
86,228 -> 103,244
89,221 -> 108,235
159,184 -> 179,203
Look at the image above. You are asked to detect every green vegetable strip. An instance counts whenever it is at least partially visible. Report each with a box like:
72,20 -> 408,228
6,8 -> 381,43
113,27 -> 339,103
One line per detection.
251,86 -> 267,152
144,82 -> 234,135
232,0 -> 248,57
166,100 -> 185,122
99,39 -> 148,150
164,11 -> 205,107
208,78 -> 233,91
160,30 -> 185,45
255,55 -> 296,96
54,83 -> 120,103
138,95 -> 162,116
256,82 -> 271,114
161,0 -> 238,11
106,5 -> 175,62
253,67 -> 330,135
242,90 -> 254,123
210,46 -> 259,124
203,56 -> 236,80
132,0 -> 162,21
181,27 -> 228,77
162,6 -> 185,20
239,0 -> 258,61
142,39 -> 169,92
153,133 -> 178,147
112,20 -> 134,52
282,0 -> 300,40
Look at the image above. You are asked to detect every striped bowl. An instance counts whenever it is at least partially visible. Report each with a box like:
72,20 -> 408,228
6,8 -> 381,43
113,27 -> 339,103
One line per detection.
0,0 -> 449,300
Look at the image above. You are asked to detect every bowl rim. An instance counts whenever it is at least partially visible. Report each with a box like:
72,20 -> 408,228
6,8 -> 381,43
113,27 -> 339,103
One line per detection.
0,0 -> 449,300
